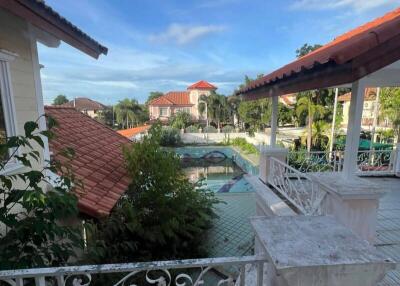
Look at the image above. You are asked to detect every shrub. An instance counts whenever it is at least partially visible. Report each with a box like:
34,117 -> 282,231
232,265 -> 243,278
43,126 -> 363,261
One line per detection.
230,137 -> 259,154
185,125 -> 199,133
86,123 -> 219,263
203,126 -> 218,133
160,126 -> 182,147
169,111 -> 192,129
222,125 -> 234,133
0,119 -> 82,270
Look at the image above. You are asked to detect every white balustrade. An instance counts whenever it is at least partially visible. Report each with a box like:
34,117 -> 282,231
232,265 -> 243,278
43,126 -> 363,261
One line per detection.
0,256 -> 267,286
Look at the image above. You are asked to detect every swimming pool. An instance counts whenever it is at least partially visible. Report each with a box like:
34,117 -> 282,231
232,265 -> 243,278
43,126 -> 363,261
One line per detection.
176,146 -> 258,193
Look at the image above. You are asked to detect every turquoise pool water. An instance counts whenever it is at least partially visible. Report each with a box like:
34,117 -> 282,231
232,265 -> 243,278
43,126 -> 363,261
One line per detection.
176,146 -> 257,193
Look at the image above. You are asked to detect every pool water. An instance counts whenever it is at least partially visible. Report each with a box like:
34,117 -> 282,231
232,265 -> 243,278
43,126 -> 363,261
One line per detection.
181,158 -> 254,193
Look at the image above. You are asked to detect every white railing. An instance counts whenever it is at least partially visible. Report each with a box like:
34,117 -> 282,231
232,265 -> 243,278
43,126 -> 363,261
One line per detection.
0,256 -> 267,286
287,149 -> 396,176
269,157 -> 327,215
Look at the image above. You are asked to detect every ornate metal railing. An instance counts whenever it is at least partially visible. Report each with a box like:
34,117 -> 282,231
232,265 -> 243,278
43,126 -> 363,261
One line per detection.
356,149 -> 395,175
287,150 -> 343,173
287,149 -> 396,176
269,157 -> 327,215
0,256 -> 267,286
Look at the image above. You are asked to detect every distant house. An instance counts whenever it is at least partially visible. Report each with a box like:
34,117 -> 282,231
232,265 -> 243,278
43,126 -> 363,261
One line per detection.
279,94 -> 296,108
148,80 -> 217,122
45,106 -> 130,218
117,125 -> 151,141
61,97 -> 106,118
338,88 -> 391,130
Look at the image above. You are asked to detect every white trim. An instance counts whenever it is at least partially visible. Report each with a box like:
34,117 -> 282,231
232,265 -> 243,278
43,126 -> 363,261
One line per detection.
0,49 -> 18,62
29,24 -> 50,163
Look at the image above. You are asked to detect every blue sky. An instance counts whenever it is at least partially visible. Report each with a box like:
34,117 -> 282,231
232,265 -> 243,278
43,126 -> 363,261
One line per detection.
39,0 -> 400,105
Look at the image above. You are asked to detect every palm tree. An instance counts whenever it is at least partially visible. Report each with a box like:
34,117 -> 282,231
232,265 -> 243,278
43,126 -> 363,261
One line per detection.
114,99 -> 144,129
198,92 -> 228,130
227,95 -> 241,128
296,92 -> 325,152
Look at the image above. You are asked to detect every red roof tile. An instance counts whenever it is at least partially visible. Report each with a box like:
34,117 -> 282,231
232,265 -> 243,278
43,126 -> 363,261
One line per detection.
60,97 -> 106,111
45,106 -> 131,218
240,8 -> 400,95
117,125 -> 151,138
149,91 -> 192,106
338,88 -> 377,102
187,80 -> 217,90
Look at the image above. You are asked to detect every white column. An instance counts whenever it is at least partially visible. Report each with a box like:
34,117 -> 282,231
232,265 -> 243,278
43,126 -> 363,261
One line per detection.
343,79 -> 366,178
329,88 -> 339,154
270,95 -> 278,147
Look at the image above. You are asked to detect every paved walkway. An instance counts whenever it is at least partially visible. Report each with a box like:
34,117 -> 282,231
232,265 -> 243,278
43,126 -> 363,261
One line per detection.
366,177 -> 400,286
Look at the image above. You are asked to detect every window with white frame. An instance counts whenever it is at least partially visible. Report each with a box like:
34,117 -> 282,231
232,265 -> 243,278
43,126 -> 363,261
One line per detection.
0,50 -> 19,162
159,107 -> 168,116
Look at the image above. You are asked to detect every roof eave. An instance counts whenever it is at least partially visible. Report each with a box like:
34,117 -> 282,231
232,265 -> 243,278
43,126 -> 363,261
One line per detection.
0,0 -> 108,59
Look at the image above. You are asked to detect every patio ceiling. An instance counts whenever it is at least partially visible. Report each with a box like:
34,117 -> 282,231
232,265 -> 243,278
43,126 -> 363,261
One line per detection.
237,8 -> 400,100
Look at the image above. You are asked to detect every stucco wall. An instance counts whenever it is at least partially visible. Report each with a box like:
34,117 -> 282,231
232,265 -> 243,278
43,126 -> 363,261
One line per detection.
0,9 -> 44,171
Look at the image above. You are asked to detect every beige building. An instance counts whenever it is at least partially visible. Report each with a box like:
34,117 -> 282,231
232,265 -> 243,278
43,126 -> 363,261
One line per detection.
0,1 -> 106,174
149,80 -> 217,122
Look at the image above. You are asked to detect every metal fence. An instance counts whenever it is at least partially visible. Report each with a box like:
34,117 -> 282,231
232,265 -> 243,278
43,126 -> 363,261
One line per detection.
0,256 -> 267,286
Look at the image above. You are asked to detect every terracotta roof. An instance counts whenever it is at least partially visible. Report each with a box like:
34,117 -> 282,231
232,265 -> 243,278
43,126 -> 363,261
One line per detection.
45,106 -> 131,218
187,80 -> 217,90
239,8 -> 400,97
117,125 -> 151,138
60,97 -> 106,111
0,0 -> 107,58
338,88 -> 377,102
149,91 -> 192,106
279,94 -> 297,106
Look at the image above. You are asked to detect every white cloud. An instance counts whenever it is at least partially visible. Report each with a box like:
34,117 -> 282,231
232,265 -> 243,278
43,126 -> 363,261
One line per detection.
149,24 -> 226,45
290,0 -> 400,12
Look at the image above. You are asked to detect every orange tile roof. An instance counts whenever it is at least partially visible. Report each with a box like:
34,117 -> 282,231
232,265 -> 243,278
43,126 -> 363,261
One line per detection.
240,7 -> 400,94
117,125 -> 151,138
338,88 -> 377,102
45,106 -> 131,218
60,97 -> 106,110
187,80 -> 217,90
149,91 -> 192,106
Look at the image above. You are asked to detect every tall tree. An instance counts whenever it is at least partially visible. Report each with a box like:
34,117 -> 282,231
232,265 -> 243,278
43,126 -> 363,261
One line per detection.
53,94 -> 68,105
296,92 -> 325,152
296,43 -> 322,58
115,99 -> 146,129
380,87 -> 400,143
198,92 -> 228,130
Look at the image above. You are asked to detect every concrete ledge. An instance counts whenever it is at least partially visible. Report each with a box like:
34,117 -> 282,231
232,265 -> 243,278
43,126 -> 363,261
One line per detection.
245,175 -> 295,217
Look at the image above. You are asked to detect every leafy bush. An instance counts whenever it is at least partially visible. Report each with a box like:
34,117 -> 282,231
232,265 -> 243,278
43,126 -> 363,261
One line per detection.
203,126 -> 218,133
169,111 -> 192,129
86,123 -> 219,263
0,119 -> 82,270
160,127 -> 182,147
185,125 -> 200,133
222,125 -> 234,133
230,137 -> 259,154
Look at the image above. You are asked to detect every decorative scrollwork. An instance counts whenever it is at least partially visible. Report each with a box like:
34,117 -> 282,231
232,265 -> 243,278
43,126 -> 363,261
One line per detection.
65,273 -> 92,286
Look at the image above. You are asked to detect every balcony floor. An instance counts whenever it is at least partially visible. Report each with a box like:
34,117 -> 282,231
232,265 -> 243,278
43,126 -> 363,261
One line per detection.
368,177 -> 400,286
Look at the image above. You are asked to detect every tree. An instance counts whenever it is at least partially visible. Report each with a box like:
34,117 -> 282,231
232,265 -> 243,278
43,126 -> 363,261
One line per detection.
227,95 -> 242,127
0,118 -> 82,269
238,98 -> 271,132
145,91 -> 164,105
296,43 -> 322,58
86,123 -> 218,263
278,102 -> 294,126
296,93 -> 325,152
115,98 -> 147,129
380,87 -> 400,143
96,105 -> 114,128
198,92 -> 229,130
53,94 -> 69,105
169,111 -> 191,129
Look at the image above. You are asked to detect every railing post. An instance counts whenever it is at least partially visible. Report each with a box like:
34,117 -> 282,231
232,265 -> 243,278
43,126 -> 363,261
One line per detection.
240,265 -> 246,286
395,143 -> 400,177
34,277 -> 46,286
257,262 -> 264,286
259,146 -> 288,184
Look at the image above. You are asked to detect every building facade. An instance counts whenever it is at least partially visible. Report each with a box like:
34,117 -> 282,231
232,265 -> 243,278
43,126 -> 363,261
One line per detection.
148,80 -> 217,122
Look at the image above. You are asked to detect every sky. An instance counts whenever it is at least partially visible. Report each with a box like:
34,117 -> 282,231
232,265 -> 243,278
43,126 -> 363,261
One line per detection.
39,0 -> 400,105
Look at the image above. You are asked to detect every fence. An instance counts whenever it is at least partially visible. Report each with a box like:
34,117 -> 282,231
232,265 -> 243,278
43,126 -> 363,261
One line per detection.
0,256 -> 267,286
